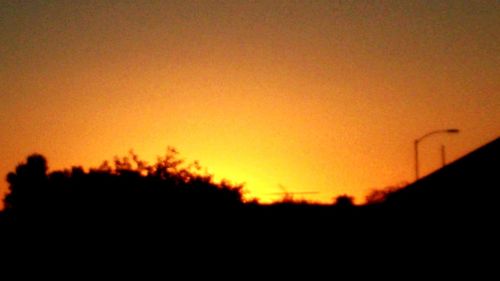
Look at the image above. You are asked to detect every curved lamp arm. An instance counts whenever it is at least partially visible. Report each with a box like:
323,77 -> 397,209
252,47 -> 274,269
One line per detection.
416,129 -> 460,143
414,128 -> 460,180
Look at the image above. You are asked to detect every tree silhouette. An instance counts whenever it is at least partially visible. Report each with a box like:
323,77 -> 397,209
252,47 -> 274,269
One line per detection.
5,154 -> 48,211
365,183 -> 406,205
3,150 -> 244,226
334,194 -> 354,208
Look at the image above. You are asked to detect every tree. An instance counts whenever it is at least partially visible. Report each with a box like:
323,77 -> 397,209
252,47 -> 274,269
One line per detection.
5,154 -> 48,211
334,194 -> 354,208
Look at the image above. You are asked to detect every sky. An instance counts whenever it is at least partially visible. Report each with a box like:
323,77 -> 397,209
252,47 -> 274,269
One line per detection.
1,0 -> 499,206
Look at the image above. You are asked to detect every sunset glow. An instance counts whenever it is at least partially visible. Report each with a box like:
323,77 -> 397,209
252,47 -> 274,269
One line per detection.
1,1 -> 499,208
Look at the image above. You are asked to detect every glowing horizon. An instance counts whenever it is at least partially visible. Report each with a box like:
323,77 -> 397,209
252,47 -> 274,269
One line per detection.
1,1 -> 499,208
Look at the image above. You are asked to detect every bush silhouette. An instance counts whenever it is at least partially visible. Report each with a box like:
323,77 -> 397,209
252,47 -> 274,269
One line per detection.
3,150 -> 244,226
365,183 -> 406,205
5,154 -> 49,211
334,194 -> 354,208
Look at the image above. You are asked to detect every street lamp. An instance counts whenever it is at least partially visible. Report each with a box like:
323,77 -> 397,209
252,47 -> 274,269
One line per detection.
415,129 -> 459,181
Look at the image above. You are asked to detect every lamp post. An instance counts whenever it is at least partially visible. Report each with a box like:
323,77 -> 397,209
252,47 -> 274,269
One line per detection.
415,129 -> 459,181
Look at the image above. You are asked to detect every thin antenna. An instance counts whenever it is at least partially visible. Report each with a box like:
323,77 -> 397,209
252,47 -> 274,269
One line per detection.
267,184 -> 319,196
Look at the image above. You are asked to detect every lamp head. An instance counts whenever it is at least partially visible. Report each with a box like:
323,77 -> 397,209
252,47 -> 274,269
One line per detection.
447,129 -> 460,133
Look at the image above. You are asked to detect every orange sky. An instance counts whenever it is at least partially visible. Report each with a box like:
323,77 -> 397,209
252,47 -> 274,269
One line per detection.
1,1 -> 499,207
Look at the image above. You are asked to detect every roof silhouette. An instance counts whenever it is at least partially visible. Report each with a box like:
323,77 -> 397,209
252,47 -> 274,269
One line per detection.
384,137 -> 499,211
